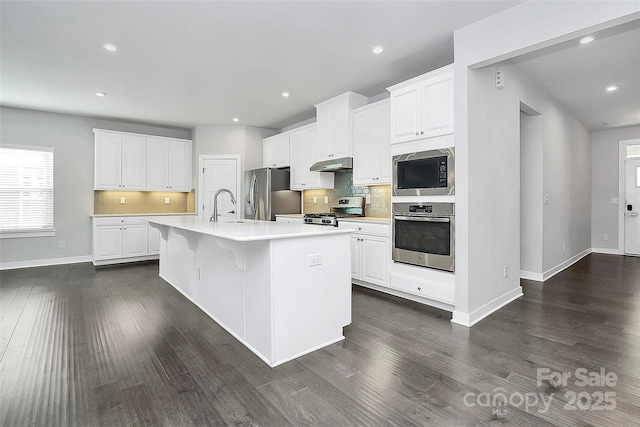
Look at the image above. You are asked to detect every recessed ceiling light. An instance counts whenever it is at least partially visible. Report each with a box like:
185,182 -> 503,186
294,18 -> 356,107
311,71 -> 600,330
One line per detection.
102,43 -> 119,52
282,92 -> 290,98
372,45 -> 384,54
580,36 -> 594,45
95,91 -> 107,97
232,117 -> 240,122
606,85 -> 618,92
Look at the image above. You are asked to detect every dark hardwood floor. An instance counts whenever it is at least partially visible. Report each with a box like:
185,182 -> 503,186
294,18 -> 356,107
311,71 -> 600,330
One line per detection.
1,253 -> 639,426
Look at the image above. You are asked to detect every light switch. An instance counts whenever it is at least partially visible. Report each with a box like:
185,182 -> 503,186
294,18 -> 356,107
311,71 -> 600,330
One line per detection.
611,198 -> 619,204
324,196 -> 329,204
164,197 -> 170,204
313,196 -> 317,204
365,194 -> 371,204
120,197 -> 126,204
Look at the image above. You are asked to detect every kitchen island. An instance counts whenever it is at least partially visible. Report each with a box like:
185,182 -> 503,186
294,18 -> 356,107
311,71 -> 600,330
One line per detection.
147,216 -> 352,367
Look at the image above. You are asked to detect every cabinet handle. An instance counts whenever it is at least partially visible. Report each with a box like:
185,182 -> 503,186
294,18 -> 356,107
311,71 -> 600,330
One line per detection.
418,287 -> 421,291
416,132 -> 419,135
421,131 -> 424,135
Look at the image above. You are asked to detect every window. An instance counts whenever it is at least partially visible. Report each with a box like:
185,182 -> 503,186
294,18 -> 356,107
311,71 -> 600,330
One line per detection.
627,144 -> 640,158
0,145 -> 55,238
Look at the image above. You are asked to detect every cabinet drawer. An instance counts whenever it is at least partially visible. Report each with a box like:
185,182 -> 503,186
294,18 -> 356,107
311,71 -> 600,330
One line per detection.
337,221 -> 390,236
93,216 -> 149,226
390,273 -> 454,304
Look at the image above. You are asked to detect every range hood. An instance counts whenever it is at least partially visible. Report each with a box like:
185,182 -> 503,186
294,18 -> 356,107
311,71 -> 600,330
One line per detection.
309,157 -> 353,172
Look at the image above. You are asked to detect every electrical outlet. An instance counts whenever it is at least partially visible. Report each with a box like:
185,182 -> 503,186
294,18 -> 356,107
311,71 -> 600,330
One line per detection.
365,194 -> 371,204
59,240 -> 65,249
324,196 -> 329,204
544,194 -> 549,205
313,196 -> 317,204
308,253 -> 322,267
503,265 -> 508,278
120,197 -> 126,204
495,69 -> 504,89
604,234 -> 609,241
164,197 -> 170,204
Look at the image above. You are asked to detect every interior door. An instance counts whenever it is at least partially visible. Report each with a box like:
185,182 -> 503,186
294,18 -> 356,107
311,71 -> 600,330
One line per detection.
202,157 -> 239,221
625,159 -> 640,255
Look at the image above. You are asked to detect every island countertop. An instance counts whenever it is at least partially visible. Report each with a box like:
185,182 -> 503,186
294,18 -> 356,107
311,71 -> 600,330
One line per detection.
147,216 -> 353,242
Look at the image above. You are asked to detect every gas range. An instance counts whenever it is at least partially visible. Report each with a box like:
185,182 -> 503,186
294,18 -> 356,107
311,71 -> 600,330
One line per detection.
303,197 -> 365,226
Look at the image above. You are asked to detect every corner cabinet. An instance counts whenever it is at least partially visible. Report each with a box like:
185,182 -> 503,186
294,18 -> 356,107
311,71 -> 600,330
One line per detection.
289,123 -> 334,190
94,129 -> 192,192
352,99 -> 391,186
387,64 -> 454,144
263,133 -> 290,168
315,92 -> 368,161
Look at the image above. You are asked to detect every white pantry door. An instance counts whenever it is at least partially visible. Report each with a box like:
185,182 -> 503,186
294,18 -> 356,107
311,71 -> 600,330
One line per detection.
625,159 -> 640,255
199,156 -> 240,221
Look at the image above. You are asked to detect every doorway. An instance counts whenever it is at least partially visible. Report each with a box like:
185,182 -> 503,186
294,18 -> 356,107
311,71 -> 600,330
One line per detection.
198,155 -> 241,221
624,148 -> 640,255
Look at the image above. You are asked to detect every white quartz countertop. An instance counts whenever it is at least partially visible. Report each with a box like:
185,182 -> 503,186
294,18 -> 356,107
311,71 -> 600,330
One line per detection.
91,213 -> 196,218
147,216 -> 353,242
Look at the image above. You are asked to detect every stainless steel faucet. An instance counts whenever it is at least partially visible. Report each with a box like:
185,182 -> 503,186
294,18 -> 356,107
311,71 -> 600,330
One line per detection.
210,188 -> 237,222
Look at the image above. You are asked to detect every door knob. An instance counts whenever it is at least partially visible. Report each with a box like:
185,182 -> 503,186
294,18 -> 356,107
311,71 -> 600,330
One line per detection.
228,210 -> 236,214
628,204 -> 633,211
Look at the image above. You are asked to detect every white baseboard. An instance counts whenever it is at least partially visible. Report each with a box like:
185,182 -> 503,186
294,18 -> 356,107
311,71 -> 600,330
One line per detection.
520,270 -> 544,281
451,287 -> 523,327
0,255 -> 93,270
591,247 -> 623,255
542,248 -> 591,281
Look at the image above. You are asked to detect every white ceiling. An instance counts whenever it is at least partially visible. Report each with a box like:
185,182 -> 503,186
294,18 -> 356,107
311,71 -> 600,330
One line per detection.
2,2 -> 636,133
504,20 -> 640,132
1,1 -> 523,130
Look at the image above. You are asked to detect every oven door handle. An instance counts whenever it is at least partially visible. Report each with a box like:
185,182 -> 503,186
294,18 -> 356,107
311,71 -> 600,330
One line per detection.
394,215 -> 450,223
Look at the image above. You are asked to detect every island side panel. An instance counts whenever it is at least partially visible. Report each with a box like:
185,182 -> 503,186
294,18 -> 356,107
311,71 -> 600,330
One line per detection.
161,227 -> 197,298
270,233 -> 352,365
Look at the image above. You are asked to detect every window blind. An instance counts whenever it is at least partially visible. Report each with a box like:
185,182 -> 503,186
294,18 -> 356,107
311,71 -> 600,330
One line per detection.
0,145 -> 54,233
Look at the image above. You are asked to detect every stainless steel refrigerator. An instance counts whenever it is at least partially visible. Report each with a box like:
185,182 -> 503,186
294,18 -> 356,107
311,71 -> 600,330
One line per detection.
244,168 -> 301,221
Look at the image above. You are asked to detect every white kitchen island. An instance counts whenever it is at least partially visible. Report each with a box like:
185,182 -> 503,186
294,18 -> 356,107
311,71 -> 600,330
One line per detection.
147,216 -> 353,367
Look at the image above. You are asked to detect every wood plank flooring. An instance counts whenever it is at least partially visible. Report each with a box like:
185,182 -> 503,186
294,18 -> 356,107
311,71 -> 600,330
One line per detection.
0,253 -> 638,426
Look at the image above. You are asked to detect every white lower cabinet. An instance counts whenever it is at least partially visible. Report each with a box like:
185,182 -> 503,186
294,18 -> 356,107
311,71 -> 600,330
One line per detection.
93,215 -> 189,265
339,221 -> 390,288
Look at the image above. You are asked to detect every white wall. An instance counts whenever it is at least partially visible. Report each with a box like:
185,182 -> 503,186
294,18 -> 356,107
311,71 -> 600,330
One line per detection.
591,126 -> 640,251
520,110 -> 543,275
452,1 -> 638,325
0,107 -> 190,267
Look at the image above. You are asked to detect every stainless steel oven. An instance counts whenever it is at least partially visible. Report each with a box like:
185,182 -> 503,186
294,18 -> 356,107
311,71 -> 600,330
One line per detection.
392,202 -> 454,272
392,148 -> 454,196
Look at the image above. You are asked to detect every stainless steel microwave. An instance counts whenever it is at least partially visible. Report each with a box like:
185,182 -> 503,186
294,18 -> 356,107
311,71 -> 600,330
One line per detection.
392,148 -> 454,196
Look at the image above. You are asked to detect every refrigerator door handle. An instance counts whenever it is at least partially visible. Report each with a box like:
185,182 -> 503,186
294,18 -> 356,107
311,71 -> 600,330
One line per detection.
249,174 -> 258,220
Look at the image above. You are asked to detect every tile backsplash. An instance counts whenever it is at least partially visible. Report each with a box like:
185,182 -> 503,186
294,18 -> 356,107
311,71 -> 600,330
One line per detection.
302,172 -> 390,217
94,190 -> 196,215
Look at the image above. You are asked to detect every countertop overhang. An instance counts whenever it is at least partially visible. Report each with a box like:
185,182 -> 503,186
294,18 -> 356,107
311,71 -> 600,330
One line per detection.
147,216 -> 353,242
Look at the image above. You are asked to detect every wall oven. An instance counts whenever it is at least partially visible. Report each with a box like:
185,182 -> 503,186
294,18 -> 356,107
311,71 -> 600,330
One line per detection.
392,202 -> 454,272
392,148 -> 454,196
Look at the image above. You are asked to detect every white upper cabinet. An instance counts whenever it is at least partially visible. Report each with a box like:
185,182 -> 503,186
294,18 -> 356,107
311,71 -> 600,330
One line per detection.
387,64 -> 454,144
289,123 -> 334,190
94,129 -> 191,192
315,92 -> 367,161
94,131 -> 146,190
263,133 -> 290,168
352,99 -> 391,186
146,137 -> 192,192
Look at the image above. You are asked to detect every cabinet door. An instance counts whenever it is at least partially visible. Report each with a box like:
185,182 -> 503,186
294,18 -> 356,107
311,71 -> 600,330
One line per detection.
420,75 -> 454,138
146,138 -> 169,190
122,224 -> 148,257
389,84 -> 421,144
317,100 -> 351,160
168,140 -> 191,191
121,135 -> 147,190
274,134 -> 290,167
376,101 -> 392,184
289,132 -> 304,190
95,133 -> 122,189
350,236 -> 362,279
352,106 -> 380,185
361,235 -> 389,287
263,138 -> 276,168
148,224 -> 161,254
94,225 -> 123,260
